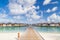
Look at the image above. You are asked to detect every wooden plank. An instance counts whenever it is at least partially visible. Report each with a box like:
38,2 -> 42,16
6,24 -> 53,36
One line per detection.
20,27 -> 44,40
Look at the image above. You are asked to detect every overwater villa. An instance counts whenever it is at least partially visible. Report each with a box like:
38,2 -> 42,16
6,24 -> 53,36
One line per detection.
32,23 -> 60,26
0,23 -> 60,27
0,23 -> 25,27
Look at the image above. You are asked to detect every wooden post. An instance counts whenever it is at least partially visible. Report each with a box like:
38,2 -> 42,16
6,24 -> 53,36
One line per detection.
18,32 -> 20,40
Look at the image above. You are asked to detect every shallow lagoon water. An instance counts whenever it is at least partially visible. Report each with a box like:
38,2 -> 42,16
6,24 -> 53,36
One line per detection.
0,26 -> 60,40
0,26 -> 60,33
34,27 -> 60,33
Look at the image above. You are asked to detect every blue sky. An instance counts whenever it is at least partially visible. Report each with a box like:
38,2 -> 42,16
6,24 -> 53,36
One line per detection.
0,0 -> 60,23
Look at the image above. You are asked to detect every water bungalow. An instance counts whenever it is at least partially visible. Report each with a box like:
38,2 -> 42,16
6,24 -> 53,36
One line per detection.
0,23 -> 60,27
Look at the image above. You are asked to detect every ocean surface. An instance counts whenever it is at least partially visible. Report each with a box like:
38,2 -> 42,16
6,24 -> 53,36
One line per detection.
0,26 -> 60,33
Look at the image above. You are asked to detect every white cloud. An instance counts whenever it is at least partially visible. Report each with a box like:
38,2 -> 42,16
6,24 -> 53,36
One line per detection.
26,14 -> 31,18
13,16 -> 21,19
25,9 -> 41,23
31,14 -> 40,19
4,0 -> 41,23
25,9 -> 41,20
46,9 -> 51,13
36,6 -> 40,9
9,3 -> 26,15
0,9 -> 10,23
27,18 -> 33,22
17,0 -> 36,7
8,0 -> 38,15
43,0 -> 58,5
40,19 -> 47,23
46,7 -> 58,13
47,13 -> 60,23
0,14 -> 7,18
0,3 -> 40,24
52,7 -> 58,11
0,9 -> 8,18
43,0 -> 51,5
0,18 -> 18,23
48,13 -> 57,19
51,1 -> 58,4
0,14 -> 15,23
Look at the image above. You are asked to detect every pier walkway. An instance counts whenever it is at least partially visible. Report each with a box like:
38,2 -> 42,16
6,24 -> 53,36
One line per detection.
20,27 -> 44,40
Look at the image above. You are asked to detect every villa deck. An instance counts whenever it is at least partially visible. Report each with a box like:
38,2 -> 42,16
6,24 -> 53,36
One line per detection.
20,27 -> 44,40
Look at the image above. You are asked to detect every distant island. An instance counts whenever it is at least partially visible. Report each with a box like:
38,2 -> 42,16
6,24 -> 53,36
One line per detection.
0,23 -> 60,27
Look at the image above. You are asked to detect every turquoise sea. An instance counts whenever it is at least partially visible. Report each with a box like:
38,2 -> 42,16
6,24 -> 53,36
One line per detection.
0,26 -> 60,33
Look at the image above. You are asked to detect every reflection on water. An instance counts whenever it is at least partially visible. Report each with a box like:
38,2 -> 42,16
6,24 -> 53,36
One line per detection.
0,26 -> 60,33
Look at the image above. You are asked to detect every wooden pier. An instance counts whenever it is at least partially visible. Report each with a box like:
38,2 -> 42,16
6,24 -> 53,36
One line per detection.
20,27 -> 44,40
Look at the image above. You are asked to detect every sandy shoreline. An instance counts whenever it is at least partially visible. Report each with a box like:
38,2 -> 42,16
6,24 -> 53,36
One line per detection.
0,32 -> 60,40
39,32 -> 60,40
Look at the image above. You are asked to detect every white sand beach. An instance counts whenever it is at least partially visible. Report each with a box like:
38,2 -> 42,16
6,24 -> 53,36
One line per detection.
40,32 -> 60,40
0,32 -> 60,40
